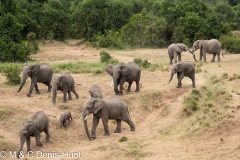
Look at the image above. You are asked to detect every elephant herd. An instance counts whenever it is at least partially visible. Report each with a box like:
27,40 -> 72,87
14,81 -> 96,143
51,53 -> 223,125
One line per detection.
16,38 -> 222,158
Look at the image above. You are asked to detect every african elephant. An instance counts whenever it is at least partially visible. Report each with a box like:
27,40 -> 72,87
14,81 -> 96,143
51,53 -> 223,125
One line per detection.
17,63 -> 53,97
82,97 -> 135,140
192,39 -> 221,63
168,43 -> 196,64
168,61 -> 196,88
105,62 -> 141,95
89,84 -> 103,99
60,110 -> 73,128
17,111 -> 50,158
52,73 -> 79,105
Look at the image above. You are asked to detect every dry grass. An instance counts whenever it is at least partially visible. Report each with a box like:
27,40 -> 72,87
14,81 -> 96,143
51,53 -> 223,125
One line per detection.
0,40 -> 240,159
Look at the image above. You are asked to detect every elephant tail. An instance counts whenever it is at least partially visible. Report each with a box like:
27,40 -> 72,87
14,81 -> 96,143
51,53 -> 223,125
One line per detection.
47,115 -> 57,118
74,82 -> 81,86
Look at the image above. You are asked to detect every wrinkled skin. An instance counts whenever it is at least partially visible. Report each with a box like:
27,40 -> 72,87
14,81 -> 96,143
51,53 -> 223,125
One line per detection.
17,111 -> 50,158
52,73 -> 79,105
60,110 -> 73,128
192,39 -> 221,63
105,62 -> 141,95
168,61 -> 196,88
168,43 -> 196,64
89,84 -> 103,99
18,63 -> 53,97
82,97 -> 135,140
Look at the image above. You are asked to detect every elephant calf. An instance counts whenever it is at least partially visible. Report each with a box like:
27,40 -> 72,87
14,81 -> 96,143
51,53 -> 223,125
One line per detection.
17,111 -> 50,158
82,97 -> 135,140
168,61 -> 196,88
89,84 -> 103,99
60,110 -> 73,128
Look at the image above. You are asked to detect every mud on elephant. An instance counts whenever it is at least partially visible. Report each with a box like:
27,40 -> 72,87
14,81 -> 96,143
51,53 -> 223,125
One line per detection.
17,63 -> 53,97
82,97 -> 135,140
52,73 -> 79,105
105,62 -> 141,95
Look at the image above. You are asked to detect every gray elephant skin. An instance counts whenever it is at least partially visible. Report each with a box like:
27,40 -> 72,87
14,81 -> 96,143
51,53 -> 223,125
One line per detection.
89,84 -> 103,98
82,97 -> 135,140
105,62 -> 141,95
17,63 -> 53,97
17,111 -> 50,158
52,73 -> 79,105
168,43 -> 195,64
60,110 -> 73,128
168,61 -> 196,88
192,39 -> 221,62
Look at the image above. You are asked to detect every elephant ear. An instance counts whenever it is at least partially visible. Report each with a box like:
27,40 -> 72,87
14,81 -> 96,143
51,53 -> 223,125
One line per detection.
175,44 -> 183,52
27,122 -> 37,135
120,65 -> 130,76
59,75 -> 67,87
105,65 -> 113,76
92,98 -> 104,114
29,64 -> 40,76
177,63 -> 184,72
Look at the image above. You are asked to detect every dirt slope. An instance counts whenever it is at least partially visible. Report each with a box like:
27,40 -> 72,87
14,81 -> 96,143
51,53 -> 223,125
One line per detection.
0,40 -> 240,160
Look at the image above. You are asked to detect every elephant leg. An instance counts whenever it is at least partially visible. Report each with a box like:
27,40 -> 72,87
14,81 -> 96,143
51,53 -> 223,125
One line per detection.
174,52 -> 178,63
202,52 -> 207,63
114,119 -> 121,133
26,136 -> 31,152
35,133 -> 43,146
126,82 -> 132,92
91,116 -> 100,139
35,83 -> 40,94
189,75 -> 196,88
27,80 -> 37,97
169,55 -> 173,64
177,73 -> 183,88
48,84 -> 52,92
101,118 -> 110,136
68,91 -> 72,100
63,91 -> 67,103
211,54 -> 216,62
44,124 -> 50,142
178,53 -> 181,62
217,53 -> 220,62
72,89 -> 79,99
135,80 -> 140,92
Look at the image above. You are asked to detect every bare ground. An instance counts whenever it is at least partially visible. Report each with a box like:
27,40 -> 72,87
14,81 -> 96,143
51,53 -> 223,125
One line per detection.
0,40 -> 240,160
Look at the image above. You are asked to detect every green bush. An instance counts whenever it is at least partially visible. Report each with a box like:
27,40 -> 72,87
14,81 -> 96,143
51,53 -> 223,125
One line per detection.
2,65 -> 21,84
134,58 -> 151,69
100,51 -> 112,62
220,34 -> 240,54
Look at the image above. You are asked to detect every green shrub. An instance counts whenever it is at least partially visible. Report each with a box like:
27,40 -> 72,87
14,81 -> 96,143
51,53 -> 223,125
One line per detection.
100,51 -> 112,62
2,65 -> 21,84
119,136 -> 128,142
134,58 -> 151,69
220,34 -> 240,54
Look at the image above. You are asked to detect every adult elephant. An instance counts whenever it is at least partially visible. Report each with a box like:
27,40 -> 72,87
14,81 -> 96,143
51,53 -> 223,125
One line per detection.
105,62 -> 141,95
17,111 -> 50,158
191,39 -> 221,63
168,43 -> 196,64
17,63 -> 53,97
168,61 -> 196,88
82,97 -> 135,140
52,73 -> 79,105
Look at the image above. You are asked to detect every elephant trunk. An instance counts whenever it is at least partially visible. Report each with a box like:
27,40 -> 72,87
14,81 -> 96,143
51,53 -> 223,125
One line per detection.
192,52 -> 198,62
17,135 -> 26,158
18,74 -> 28,92
82,111 -> 91,141
168,71 -> 175,83
113,77 -> 119,94
52,84 -> 57,105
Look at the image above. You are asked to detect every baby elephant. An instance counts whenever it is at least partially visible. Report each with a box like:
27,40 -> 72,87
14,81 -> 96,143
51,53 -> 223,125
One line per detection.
60,110 -> 73,128
89,84 -> 103,99
168,61 -> 196,88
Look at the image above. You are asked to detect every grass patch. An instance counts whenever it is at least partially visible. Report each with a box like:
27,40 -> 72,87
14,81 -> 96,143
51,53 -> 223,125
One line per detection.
119,136 -> 128,142
0,108 -> 12,120
228,73 -> 240,81
140,91 -> 161,111
126,141 -> 149,158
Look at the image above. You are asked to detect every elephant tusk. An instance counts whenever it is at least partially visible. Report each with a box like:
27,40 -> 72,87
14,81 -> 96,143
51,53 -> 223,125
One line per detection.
84,116 -> 88,120
192,52 -> 195,56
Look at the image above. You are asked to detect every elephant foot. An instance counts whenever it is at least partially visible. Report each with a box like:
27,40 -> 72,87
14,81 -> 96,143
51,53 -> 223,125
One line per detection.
68,98 -> 72,100
103,132 -> 110,136
63,100 -> 67,103
176,86 -> 182,88
126,90 -> 130,92
114,129 -> 121,133
135,89 -> 140,92
130,126 -> 135,131
37,142 -> 43,146
90,135 -> 96,139
76,95 -> 79,99
27,94 -> 31,97
36,92 -> 40,94
192,85 -> 196,88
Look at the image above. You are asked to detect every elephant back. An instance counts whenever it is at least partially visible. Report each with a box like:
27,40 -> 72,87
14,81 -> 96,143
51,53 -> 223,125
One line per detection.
29,111 -> 49,132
